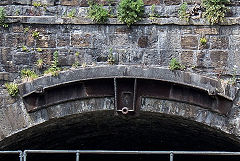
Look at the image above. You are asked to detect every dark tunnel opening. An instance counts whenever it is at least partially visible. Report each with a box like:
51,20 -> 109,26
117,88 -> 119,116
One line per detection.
0,111 -> 240,161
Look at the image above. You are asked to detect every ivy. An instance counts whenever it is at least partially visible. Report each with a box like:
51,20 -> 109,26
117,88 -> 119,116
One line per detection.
117,0 -> 144,27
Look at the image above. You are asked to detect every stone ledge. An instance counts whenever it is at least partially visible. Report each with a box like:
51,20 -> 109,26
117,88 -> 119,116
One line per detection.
6,16 -> 240,26
18,65 -> 238,101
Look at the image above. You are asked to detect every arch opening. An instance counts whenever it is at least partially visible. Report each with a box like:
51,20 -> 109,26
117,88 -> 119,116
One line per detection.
1,111 -> 240,161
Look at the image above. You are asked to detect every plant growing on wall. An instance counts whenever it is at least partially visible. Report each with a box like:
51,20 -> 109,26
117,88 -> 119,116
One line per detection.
33,1 -> 42,7
169,58 -> 185,71
149,4 -> 159,19
44,51 -> 61,76
36,59 -> 44,69
21,69 -> 38,81
32,30 -> 40,39
200,37 -> 207,45
178,2 -> 190,22
5,83 -> 19,97
67,8 -> 77,18
0,7 -> 8,27
107,48 -> 115,65
88,1 -> 109,23
202,0 -> 230,24
117,0 -> 144,27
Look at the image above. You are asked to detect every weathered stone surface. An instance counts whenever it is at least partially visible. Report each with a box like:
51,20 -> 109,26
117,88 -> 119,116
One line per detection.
32,0 -> 55,6
210,36 -> 229,49
143,0 -> 163,5
0,34 -> 4,47
71,33 -> 91,47
181,36 -> 198,49
138,36 -> 148,48
36,34 -> 56,48
0,72 -> 9,81
210,51 -> 228,68
61,0 -> 79,6
164,0 -> 181,5
194,27 -> 219,35
12,25 -> 24,33
12,0 -> 31,5
13,53 -> 29,65
6,34 -> 26,47
57,33 -> 70,47
181,51 -> 194,67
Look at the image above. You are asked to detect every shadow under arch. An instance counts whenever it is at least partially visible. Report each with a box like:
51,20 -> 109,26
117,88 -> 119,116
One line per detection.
0,110 -> 240,161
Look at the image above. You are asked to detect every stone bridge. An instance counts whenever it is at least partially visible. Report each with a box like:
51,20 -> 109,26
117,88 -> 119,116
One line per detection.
0,65 -> 240,154
1,0 -> 240,160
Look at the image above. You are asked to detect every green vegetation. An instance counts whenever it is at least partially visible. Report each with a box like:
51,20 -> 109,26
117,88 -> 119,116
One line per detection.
178,2 -> 190,22
169,58 -> 185,71
5,83 -> 18,97
21,69 -> 38,81
107,48 -> 115,65
72,61 -> 80,69
228,65 -> 237,85
36,47 -> 43,52
24,27 -> 30,33
36,58 -> 44,69
44,51 -> 61,76
88,2 -> 109,23
67,8 -> 77,18
200,37 -> 207,45
72,52 -> 80,69
22,45 -> 28,52
32,30 -> 40,39
33,1 -> 42,7
0,7 -> 8,28
149,4 -> 159,19
202,0 -> 230,24
117,0 -> 144,27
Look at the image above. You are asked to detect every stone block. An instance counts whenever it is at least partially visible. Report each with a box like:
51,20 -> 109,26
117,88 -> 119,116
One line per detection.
12,25 -> 24,33
210,36 -> 229,49
194,27 -> 219,35
0,48 -> 12,65
12,0 -> 31,5
181,51 -> 194,67
138,36 -> 148,48
13,53 -> 30,65
164,0 -> 181,5
36,34 -> 56,48
71,33 -> 91,48
210,51 -> 228,68
79,0 -> 89,6
61,0 -> 79,6
6,34 -> 26,47
0,72 -> 9,81
109,34 -> 130,47
32,0 -> 55,6
0,0 -> 8,5
26,33 -> 35,47
183,0 -> 201,4
0,34 -> 4,47
57,34 -> 70,47
143,0 -> 163,5
181,36 -> 198,50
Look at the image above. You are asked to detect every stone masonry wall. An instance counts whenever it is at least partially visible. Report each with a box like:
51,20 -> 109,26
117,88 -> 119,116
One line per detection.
1,0 -> 240,146
0,0 -> 240,85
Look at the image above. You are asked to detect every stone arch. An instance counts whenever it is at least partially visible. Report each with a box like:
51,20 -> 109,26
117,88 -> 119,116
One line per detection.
0,65 -> 240,154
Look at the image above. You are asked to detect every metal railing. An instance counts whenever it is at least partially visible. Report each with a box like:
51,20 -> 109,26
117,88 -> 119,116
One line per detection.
1,150 -> 240,161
